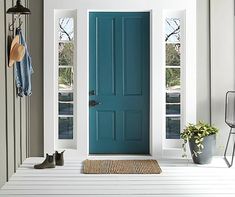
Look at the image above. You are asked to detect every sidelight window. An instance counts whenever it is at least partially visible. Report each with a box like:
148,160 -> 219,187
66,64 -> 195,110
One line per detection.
165,17 -> 182,140
55,12 -> 78,151
58,17 -> 75,140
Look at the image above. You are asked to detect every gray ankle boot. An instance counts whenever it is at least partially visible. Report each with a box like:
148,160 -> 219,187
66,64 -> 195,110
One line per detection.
34,153 -> 56,169
55,150 -> 65,166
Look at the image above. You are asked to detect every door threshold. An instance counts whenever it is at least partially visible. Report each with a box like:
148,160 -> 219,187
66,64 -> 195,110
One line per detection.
87,154 -> 154,160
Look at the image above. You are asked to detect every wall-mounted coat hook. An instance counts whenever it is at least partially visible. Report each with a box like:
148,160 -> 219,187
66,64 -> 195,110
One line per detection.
8,14 -> 23,31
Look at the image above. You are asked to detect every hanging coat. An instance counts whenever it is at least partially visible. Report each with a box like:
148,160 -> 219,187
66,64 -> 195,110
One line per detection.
15,28 -> 34,97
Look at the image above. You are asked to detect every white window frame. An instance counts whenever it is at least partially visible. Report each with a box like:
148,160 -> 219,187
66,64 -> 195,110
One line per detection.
164,11 -> 185,149
161,9 -> 196,158
55,10 -> 77,149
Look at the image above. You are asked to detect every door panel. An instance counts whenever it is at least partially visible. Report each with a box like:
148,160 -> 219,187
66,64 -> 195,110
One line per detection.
124,110 -> 143,141
123,17 -> 143,96
89,12 -> 150,154
96,110 -> 116,141
96,17 -> 116,96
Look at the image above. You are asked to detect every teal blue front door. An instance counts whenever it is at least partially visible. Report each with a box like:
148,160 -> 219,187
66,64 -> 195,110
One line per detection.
89,12 -> 150,154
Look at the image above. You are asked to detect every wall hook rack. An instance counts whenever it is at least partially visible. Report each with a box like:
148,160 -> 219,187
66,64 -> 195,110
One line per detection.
8,14 -> 23,31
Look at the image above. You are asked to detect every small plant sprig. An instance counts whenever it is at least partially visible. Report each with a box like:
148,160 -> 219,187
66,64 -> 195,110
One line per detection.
180,121 -> 218,158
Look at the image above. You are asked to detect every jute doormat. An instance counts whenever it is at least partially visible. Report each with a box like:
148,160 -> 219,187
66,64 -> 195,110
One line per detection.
83,160 -> 162,174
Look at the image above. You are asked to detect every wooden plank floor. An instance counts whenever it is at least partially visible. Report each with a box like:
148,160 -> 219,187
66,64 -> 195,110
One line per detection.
0,157 -> 235,196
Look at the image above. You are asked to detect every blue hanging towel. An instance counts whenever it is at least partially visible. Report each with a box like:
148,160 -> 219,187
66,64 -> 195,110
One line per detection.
15,28 -> 34,97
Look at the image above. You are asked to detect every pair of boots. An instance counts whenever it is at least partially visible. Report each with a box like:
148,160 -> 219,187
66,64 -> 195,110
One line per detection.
34,151 -> 65,169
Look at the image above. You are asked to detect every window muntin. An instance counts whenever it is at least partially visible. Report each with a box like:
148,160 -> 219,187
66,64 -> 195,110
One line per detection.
58,67 -> 74,90
58,17 -> 74,140
166,116 -> 180,139
59,117 -> 73,139
165,17 -> 181,140
59,92 -> 73,102
165,18 -> 180,42
59,102 -> 73,115
166,43 -> 180,66
59,42 -> 74,65
59,17 -> 74,41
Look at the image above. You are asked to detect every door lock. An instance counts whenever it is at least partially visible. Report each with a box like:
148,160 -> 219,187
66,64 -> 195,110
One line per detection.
89,90 -> 96,96
89,100 -> 102,107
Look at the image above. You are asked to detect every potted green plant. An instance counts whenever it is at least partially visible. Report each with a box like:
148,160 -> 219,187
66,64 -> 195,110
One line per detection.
181,121 -> 218,164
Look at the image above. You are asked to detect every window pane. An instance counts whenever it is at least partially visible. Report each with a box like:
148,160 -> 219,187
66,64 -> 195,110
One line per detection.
59,117 -> 73,139
166,92 -> 180,103
59,67 -> 73,90
59,43 -> 74,65
59,92 -> 73,102
165,18 -> 180,42
59,17 -> 74,41
166,117 -> 180,139
166,104 -> 180,115
166,43 -> 180,66
59,103 -> 73,115
166,68 -> 180,91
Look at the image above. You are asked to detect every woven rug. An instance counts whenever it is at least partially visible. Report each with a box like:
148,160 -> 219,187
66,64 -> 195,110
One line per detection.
83,160 -> 162,174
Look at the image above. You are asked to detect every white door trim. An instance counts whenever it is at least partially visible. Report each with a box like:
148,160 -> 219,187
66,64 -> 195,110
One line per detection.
44,0 -> 196,160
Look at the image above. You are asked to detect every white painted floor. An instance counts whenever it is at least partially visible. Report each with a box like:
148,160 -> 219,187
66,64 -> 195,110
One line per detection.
0,157 -> 235,196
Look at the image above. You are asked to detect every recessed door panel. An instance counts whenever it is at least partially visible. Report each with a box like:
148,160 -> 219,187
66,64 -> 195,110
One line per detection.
96,111 -> 116,141
123,17 -> 143,96
123,110 -> 142,141
96,17 -> 116,96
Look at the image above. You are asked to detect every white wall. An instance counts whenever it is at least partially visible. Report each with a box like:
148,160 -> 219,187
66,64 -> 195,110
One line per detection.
196,0 -> 210,123
197,0 -> 235,156
211,0 -> 235,155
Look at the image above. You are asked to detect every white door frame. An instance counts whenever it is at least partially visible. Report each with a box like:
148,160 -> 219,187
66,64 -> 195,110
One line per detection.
87,10 -> 153,158
44,0 -> 196,160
